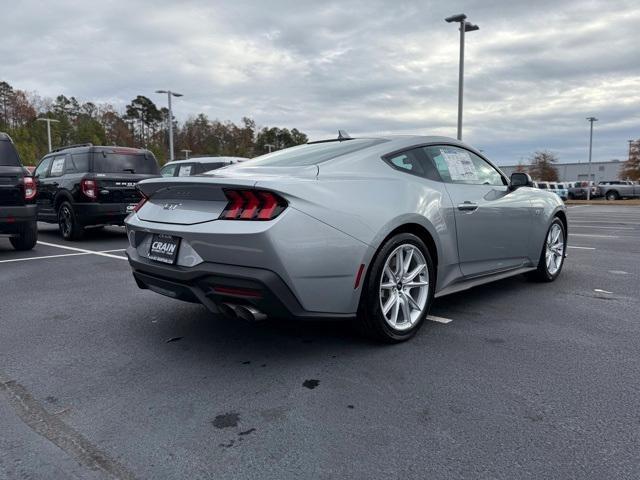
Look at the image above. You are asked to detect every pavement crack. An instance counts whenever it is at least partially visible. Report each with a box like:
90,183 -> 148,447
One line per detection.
0,372 -> 138,480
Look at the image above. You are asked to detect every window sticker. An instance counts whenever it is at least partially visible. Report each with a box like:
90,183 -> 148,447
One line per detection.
439,148 -> 478,181
50,157 -> 65,175
178,165 -> 192,177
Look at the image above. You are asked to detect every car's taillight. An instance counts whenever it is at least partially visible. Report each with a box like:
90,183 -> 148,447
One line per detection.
132,193 -> 148,213
22,176 -> 37,201
81,179 -> 97,200
220,189 -> 287,220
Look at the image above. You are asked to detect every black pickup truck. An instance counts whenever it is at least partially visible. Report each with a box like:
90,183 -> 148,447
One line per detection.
33,144 -> 160,240
0,132 -> 38,250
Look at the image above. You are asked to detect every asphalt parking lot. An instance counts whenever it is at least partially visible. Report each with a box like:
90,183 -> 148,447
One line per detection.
1,205 -> 639,480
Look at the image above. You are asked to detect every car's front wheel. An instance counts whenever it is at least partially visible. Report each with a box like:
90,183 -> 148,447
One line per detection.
528,218 -> 566,282
359,233 -> 435,343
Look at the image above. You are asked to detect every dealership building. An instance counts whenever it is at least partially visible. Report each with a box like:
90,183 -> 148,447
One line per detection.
498,160 -> 627,183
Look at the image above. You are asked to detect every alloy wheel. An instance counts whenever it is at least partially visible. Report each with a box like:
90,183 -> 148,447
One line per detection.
545,223 -> 565,275
59,206 -> 72,237
379,244 -> 430,331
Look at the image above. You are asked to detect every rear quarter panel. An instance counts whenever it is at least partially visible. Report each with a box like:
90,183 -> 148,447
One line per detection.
255,154 -> 461,293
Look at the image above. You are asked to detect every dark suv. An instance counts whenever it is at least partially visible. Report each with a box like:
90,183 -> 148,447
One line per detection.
33,144 -> 160,240
0,133 -> 38,250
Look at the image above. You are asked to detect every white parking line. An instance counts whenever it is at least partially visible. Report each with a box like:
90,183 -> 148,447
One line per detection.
570,225 -> 634,230
569,233 -> 617,238
567,246 -> 596,250
0,252 -> 93,263
428,315 -> 452,324
36,241 -> 128,260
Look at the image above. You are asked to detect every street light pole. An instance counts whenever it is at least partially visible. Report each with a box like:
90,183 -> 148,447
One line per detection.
586,117 -> 598,200
36,117 -> 60,152
445,14 -> 479,141
155,90 -> 183,161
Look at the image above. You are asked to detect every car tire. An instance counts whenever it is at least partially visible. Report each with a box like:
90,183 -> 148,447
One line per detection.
9,220 -> 38,251
57,201 -> 84,240
527,218 -> 566,282
605,191 -> 619,201
358,233 -> 435,343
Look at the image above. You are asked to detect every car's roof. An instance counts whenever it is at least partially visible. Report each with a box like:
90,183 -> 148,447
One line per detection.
45,145 -> 151,155
308,134 -> 487,160
163,156 -> 247,166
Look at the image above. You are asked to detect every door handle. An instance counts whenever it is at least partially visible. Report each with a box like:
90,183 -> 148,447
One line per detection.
457,201 -> 478,212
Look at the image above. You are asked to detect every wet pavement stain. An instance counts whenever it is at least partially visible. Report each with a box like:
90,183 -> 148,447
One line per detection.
238,428 -> 256,436
166,337 -> 183,343
241,361 -> 251,365
212,412 -> 240,429
303,379 -> 320,389
347,405 -> 355,409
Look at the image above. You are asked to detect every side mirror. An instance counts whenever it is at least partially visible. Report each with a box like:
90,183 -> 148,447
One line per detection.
509,172 -> 534,191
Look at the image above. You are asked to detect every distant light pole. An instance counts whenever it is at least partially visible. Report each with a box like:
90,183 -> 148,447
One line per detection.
264,143 -> 275,153
445,13 -> 479,141
37,117 -> 60,152
586,117 -> 598,200
181,149 -> 192,159
155,90 -> 183,161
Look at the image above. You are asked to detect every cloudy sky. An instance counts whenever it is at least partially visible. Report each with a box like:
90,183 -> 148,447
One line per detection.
4,0 -> 639,164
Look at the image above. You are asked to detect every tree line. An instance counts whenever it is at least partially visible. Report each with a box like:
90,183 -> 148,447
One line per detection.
0,80 -> 308,165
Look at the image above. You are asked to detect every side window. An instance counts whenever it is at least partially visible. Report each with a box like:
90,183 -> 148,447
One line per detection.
69,153 -> 89,173
49,155 -> 66,177
423,146 -> 505,186
34,157 -> 53,178
385,150 -> 424,176
177,164 -> 194,177
160,164 -> 177,177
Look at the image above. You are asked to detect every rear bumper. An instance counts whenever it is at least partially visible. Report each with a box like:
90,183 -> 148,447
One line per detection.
74,202 -> 136,226
0,204 -> 37,233
127,248 -> 355,320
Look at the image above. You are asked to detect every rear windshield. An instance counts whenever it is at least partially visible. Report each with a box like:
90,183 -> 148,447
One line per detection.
0,139 -> 21,166
93,152 -> 159,174
244,139 -> 387,167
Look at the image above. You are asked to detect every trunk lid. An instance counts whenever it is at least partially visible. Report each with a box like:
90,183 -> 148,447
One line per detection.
135,165 -> 316,225
136,177 -> 255,225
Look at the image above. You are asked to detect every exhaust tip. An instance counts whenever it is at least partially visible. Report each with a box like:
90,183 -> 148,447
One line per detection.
219,303 -> 267,322
218,303 -> 238,319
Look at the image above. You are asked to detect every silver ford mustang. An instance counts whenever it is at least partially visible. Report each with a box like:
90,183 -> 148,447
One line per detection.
125,135 -> 567,342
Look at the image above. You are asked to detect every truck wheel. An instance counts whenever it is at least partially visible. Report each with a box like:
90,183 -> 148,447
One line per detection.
10,221 -> 38,251
605,191 -> 619,201
58,201 -> 84,240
